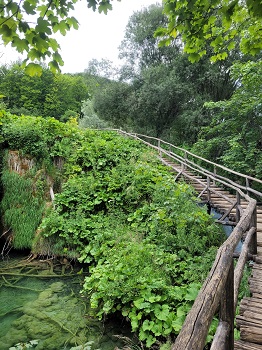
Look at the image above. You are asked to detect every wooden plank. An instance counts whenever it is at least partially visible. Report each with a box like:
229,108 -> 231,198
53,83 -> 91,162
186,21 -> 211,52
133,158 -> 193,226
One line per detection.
240,306 -> 262,317
240,325 -> 262,344
249,283 -> 262,295
234,340 -> 262,349
251,293 -> 262,300
240,301 -> 262,315
236,314 -> 262,327
252,271 -> 262,277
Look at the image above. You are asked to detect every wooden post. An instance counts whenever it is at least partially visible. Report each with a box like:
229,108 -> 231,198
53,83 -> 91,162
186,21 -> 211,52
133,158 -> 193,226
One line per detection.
207,176 -> 211,202
213,165 -> 217,186
236,191 -> 241,223
246,177 -> 250,196
249,205 -> 257,255
158,139 -> 162,157
218,260 -> 234,350
184,151 -> 187,170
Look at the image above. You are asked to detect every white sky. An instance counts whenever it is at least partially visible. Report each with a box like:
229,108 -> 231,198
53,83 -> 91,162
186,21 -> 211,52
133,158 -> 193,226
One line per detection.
0,0 -> 160,74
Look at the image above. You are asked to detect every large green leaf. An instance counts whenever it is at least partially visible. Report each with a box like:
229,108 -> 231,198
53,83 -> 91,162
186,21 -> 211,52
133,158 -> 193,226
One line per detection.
24,63 -> 43,76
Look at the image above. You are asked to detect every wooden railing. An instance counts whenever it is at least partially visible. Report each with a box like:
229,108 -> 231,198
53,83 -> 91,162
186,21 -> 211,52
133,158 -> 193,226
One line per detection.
109,130 -> 262,349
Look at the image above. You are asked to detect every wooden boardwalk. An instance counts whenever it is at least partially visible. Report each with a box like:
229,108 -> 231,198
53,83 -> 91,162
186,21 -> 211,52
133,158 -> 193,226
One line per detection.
162,158 -> 262,349
116,130 -> 262,348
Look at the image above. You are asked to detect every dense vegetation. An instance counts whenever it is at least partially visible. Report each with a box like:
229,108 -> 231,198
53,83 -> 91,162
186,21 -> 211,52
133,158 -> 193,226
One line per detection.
0,1 -> 261,348
1,4 -> 260,177
0,64 -> 89,120
0,111 -> 223,347
88,4 -> 261,179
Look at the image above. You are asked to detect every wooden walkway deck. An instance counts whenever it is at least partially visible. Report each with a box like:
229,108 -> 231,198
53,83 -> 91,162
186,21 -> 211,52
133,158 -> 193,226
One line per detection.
162,158 -> 262,349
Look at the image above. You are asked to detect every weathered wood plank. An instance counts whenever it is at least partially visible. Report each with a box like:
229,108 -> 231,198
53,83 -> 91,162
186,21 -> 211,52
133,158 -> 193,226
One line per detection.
240,298 -> 262,314
236,314 -> 262,328
240,325 -> 262,344
235,340 -> 262,349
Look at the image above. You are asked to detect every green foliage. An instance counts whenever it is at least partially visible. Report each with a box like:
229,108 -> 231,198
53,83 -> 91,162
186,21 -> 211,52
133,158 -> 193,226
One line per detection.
1,114 -> 49,159
93,4 -> 238,142
118,5 -> 178,73
9,340 -> 39,350
82,240 -> 203,347
1,168 -> 45,249
158,0 -> 262,62
1,112 -> 223,346
37,124 -> 222,345
1,111 -> 82,161
79,100 -> 109,129
0,0 -> 115,73
0,63 -> 89,119
192,60 -> 262,181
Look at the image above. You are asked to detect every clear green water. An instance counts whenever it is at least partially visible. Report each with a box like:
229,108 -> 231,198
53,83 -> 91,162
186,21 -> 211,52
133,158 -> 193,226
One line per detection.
0,256 -> 134,350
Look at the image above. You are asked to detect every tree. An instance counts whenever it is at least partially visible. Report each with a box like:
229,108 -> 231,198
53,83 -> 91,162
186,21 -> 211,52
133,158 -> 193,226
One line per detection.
157,0 -> 262,62
126,63 -> 189,137
93,80 -> 132,128
0,0 -> 116,74
43,73 -> 89,120
192,60 -> 262,179
119,4 -> 179,76
93,3 -> 240,143
0,63 -> 89,119
85,58 -> 118,80
79,99 -> 109,129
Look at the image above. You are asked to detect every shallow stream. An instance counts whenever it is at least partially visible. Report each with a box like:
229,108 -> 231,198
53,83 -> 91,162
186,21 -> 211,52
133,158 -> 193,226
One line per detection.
0,254 -> 135,350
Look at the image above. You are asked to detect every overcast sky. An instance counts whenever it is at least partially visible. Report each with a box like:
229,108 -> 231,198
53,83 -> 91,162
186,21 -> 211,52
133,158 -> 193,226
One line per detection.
0,0 -> 160,74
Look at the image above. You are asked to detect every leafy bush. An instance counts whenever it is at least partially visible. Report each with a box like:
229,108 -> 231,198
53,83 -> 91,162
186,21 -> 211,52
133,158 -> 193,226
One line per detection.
39,136 -> 222,346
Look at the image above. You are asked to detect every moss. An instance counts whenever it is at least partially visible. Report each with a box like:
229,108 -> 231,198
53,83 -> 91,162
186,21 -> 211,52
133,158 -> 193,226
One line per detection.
0,282 -> 102,350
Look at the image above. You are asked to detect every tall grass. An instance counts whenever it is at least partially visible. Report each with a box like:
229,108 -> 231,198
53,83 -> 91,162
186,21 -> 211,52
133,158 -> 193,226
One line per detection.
1,169 -> 45,249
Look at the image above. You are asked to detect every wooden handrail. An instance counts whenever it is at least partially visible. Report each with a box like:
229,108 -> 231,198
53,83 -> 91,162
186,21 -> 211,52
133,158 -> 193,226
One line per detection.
104,129 -> 260,348
114,130 -> 262,199
129,132 -> 262,186
171,198 -> 256,350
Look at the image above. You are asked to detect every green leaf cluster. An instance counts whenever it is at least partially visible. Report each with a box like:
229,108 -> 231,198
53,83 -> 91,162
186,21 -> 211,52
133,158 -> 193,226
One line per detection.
158,0 -> 262,62
191,60 -> 262,188
94,4 -> 239,144
0,0 -> 117,73
0,63 -> 89,120
1,165 -> 45,249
